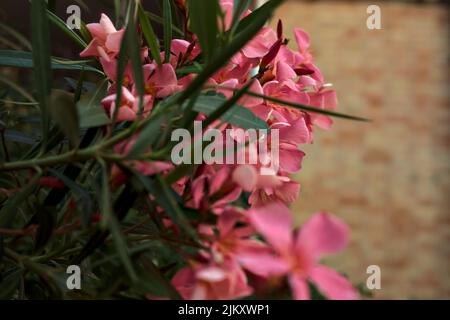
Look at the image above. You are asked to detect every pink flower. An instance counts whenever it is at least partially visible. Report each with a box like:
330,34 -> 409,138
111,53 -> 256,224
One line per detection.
172,258 -> 253,300
233,165 -> 300,206
163,39 -> 200,68
141,63 -> 182,98
244,203 -> 359,300
80,13 -> 124,62
189,165 -> 242,213
242,27 -> 278,60
101,86 -> 152,121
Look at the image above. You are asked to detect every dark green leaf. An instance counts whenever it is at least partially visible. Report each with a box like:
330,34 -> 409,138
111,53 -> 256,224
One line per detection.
127,114 -> 165,158
31,0 -> 52,147
138,4 -> 161,65
99,163 -> 138,282
188,0 -> 219,63
192,92 -> 268,130
133,174 -> 197,241
47,9 -> 87,48
49,90 -> 80,146
216,85 -> 370,122
112,21 -> 129,123
135,253 -> 181,299
230,0 -> 251,33
126,12 -> 145,115
0,50 -> 102,74
48,169 -> 93,227
162,0 -> 172,63
234,0 -> 283,34
145,11 -> 184,37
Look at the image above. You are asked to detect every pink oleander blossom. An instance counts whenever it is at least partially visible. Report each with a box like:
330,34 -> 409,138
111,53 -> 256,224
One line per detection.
243,203 -> 359,300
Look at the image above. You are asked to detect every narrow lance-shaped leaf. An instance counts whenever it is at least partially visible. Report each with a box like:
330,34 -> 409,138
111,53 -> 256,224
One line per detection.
127,8 -> 145,115
234,0 -> 283,34
49,169 -> 93,227
99,162 -> 138,283
192,93 -> 268,130
230,0 -> 251,34
133,174 -> 198,241
47,9 -> 87,48
162,0 -> 172,63
127,113 -> 165,159
188,0 -> 219,63
31,0 -> 52,148
138,4 -> 161,65
49,89 -> 80,146
214,85 -> 370,122
112,23 -> 129,123
0,50 -> 102,74
145,11 -> 184,37
202,80 -> 255,128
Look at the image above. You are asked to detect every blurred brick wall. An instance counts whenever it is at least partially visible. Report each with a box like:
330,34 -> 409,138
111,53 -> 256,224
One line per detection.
272,1 -> 449,299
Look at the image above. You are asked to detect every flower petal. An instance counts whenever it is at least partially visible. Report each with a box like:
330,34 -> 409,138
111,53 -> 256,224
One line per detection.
248,202 -> 293,253
296,212 -> 350,260
309,265 -> 359,300
288,274 -> 311,300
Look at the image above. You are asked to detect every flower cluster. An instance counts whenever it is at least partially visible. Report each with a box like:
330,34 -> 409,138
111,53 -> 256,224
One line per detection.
79,1 -> 357,300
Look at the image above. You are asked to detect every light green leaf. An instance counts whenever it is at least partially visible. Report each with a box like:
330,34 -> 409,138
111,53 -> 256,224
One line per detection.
77,80 -> 110,128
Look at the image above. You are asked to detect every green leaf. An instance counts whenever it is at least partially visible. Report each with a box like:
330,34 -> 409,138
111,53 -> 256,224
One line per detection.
112,22 -> 129,123
193,92 -> 268,130
145,11 -> 184,37
126,11 -> 145,115
31,0 -> 52,147
162,0 -> 172,63
78,104 -> 110,128
215,85 -> 370,122
230,0 -> 251,33
77,80 -> 111,128
234,0 -> 283,34
48,169 -> 93,226
188,0 -> 219,63
127,114 -> 165,159
99,163 -> 138,283
47,9 -> 87,48
49,90 -> 80,146
133,174 -> 197,241
176,0 -> 283,105
138,4 -> 161,65
0,50 -> 102,74
135,253 -> 181,299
